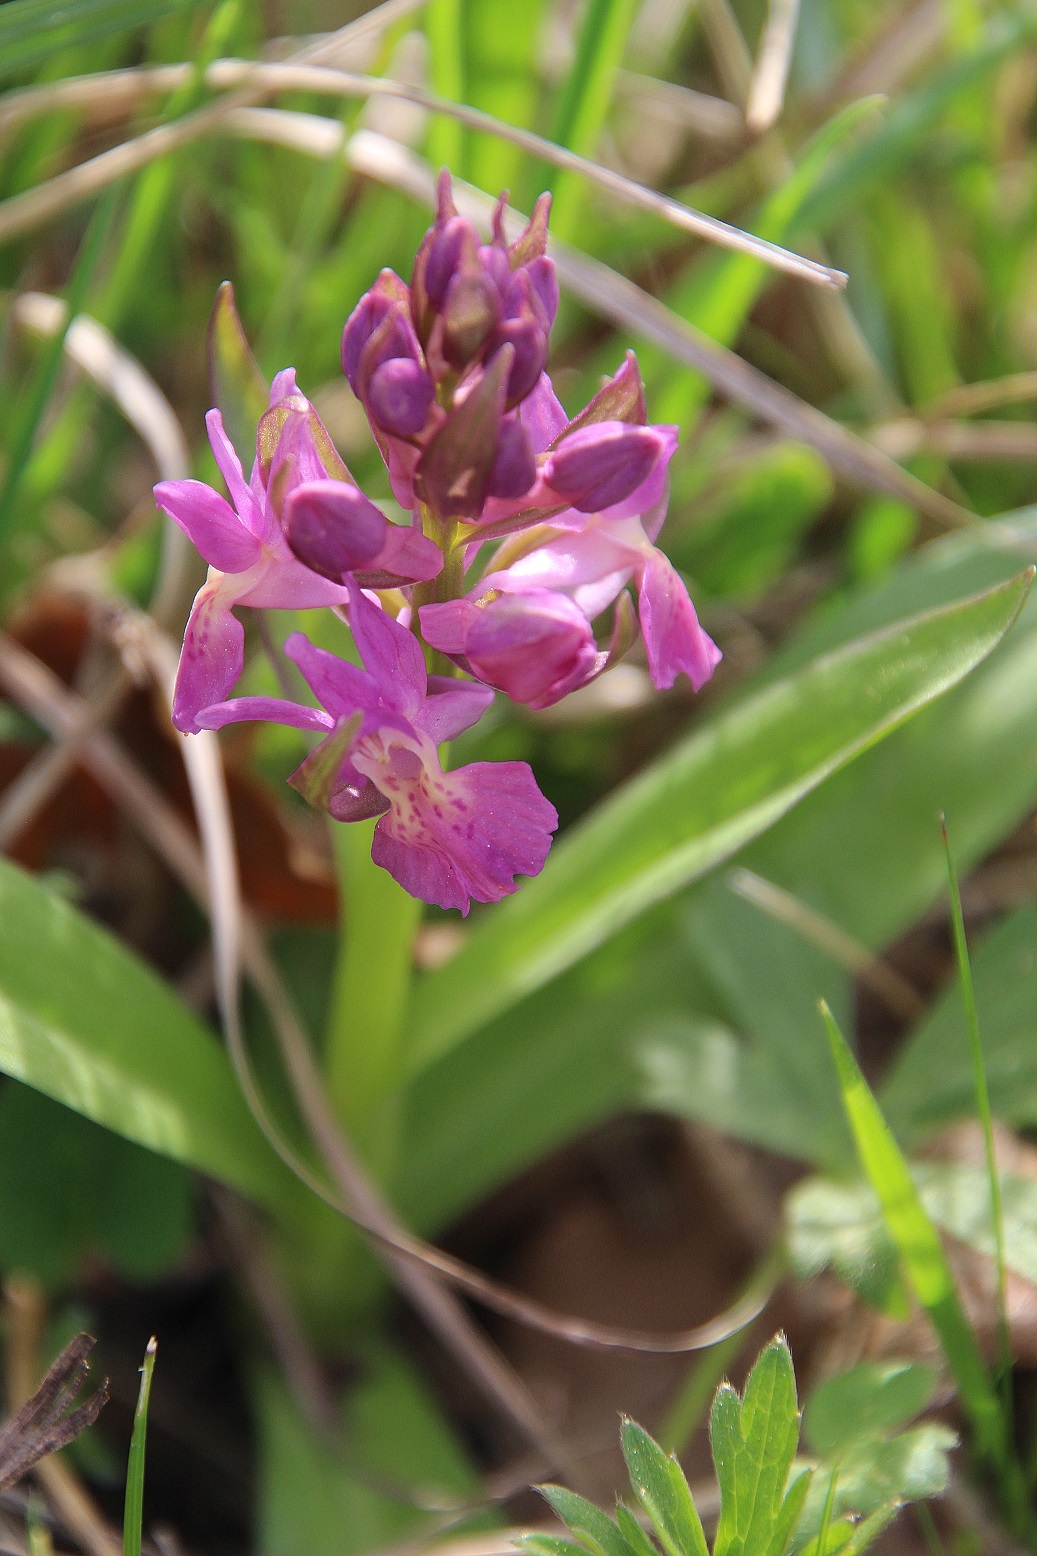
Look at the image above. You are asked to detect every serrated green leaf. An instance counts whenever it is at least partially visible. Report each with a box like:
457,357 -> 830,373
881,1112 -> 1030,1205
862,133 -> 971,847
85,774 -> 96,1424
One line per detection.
767,1469 -> 812,1556
711,1337 -> 801,1556
621,1417 -> 708,1556
518,1539 -> 594,1556
804,1364 -> 937,1458
406,571 -> 1034,1077
615,1505 -> 663,1556
0,856 -> 302,1218
538,1487 -> 634,1556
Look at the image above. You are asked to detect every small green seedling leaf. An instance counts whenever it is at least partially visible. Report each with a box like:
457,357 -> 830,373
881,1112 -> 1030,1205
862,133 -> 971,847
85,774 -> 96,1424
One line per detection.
537,1486 -> 633,1556
207,281 -> 269,474
621,1417 -> 708,1556
711,1336 -> 801,1556
804,1362 -> 937,1457
615,1504 -> 665,1556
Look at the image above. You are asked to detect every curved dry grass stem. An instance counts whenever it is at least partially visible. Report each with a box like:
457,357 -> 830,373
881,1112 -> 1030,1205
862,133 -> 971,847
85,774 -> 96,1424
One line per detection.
746,0 -> 802,132
8,290 -> 195,627
727,867 -> 925,1022
0,59 -> 845,289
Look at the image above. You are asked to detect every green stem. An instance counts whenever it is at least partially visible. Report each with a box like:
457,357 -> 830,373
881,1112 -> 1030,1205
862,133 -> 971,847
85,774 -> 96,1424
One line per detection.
324,819 -> 421,1171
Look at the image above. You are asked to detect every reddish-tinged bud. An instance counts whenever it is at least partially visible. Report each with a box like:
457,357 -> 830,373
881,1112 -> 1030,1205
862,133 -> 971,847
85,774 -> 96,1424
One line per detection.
560,352 -> 647,437
440,265 -> 501,370
420,588 -> 599,709
367,358 -> 435,437
488,416 -> 537,499
414,346 -> 511,519
543,422 -> 672,512
508,192 -> 552,268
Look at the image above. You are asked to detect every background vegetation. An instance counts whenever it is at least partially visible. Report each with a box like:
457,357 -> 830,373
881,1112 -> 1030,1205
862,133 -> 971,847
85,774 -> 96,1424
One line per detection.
3,1 -> 1037,1553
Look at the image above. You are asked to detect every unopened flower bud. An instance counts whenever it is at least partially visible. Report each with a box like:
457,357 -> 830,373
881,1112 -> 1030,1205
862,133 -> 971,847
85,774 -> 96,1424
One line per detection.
543,422 -> 674,512
488,416 -> 537,499
367,358 -> 435,437
420,588 -> 599,709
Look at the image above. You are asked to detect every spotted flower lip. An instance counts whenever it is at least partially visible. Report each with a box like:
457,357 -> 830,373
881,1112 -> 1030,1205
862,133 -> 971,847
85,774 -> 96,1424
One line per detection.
195,584 -> 557,915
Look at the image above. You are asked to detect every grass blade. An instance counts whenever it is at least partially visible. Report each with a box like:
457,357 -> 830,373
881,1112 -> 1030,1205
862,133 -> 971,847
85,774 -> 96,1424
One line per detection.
941,815 -> 1011,1399
547,0 -> 640,239
0,186 -> 116,559
818,1001 -> 1031,1537
0,0 -> 204,78
122,1338 -> 156,1556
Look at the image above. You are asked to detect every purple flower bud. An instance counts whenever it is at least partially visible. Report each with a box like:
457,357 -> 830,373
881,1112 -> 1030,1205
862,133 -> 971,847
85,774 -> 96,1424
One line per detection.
495,314 -> 548,407
543,422 -> 671,512
283,480 -> 388,577
525,256 -> 559,328
341,271 -> 409,391
420,588 -> 599,710
488,416 -> 537,499
478,243 -> 511,294
367,358 -> 435,437
424,216 -> 475,308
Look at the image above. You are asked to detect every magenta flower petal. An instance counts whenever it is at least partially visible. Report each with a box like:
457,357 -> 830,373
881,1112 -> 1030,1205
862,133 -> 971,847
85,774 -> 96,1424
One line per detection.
419,678 -> 496,744
519,374 -> 568,452
638,552 -> 721,692
370,757 -> 557,915
205,409 -> 261,528
154,480 -> 263,573
367,357 -> 435,437
345,581 -> 427,715
195,697 -> 334,733
359,520 -> 443,587
172,582 -> 246,733
283,631 -> 379,721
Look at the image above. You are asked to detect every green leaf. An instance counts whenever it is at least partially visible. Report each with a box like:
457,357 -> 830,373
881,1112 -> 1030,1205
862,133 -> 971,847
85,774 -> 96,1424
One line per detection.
883,906 -> 1037,1135
620,1418 -> 708,1556
711,1337 -> 801,1556
257,1344 -> 483,1556
207,281 -> 269,474
406,571 -> 1034,1076
804,1363 -> 937,1458
537,1488 -> 633,1556
0,0 -> 205,77
785,1178 -> 906,1317
795,1427 -> 954,1550
0,1084 -> 193,1287
0,856 -> 302,1218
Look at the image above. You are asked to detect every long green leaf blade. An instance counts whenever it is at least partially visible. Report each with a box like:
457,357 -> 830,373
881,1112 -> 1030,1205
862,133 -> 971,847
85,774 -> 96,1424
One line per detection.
0,857 -> 302,1216
0,0 -> 204,77
406,571 -> 1033,1074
